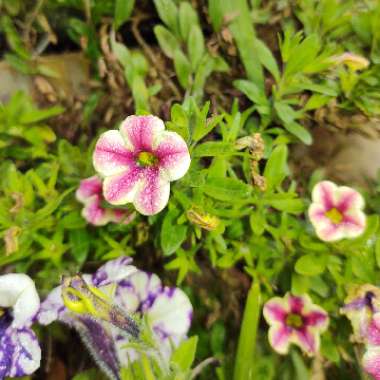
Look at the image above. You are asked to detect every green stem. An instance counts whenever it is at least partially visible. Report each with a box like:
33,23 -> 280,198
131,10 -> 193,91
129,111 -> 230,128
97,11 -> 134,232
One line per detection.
141,353 -> 156,380
233,281 -> 261,380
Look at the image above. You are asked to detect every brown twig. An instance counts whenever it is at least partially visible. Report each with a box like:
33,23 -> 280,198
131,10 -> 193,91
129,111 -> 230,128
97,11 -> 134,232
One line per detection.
190,357 -> 220,379
131,14 -> 182,100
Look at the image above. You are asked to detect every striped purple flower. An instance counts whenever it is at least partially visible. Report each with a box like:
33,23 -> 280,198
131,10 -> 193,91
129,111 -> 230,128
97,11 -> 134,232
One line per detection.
263,293 -> 329,356
38,257 -> 193,377
0,274 -> 41,378
76,175 -> 135,226
341,284 -> 380,343
93,115 -> 191,216
308,181 -> 366,242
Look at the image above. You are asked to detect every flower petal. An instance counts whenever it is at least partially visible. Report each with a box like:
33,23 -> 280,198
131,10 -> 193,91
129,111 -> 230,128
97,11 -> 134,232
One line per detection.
363,346 -> 380,380
304,309 -> 329,329
268,325 -> 291,354
81,196 -> 111,226
0,274 -> 40,328
76,176 -> 102,203
147,287 -> 193,338
342,209 -> 366,238
92,257 -> 137,287
367,315 -> 380,345
37,286 -> 67,325
154,131 -> 191,181
336,186 -> 364,213
120,115 -> 165,152
311,181 -> 337,209
263,297 -> 289,324
116,271 -> 162,313
288,295 -> 304,314
133,168 -> 170,215
93,130 -> 135,176
7,328 -> 41,377
315,222 -> 345,242
294,328 -> 318,355
103,166 -> 142,206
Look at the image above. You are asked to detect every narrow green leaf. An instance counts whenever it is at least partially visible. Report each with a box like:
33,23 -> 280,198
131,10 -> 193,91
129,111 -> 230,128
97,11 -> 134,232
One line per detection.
233,282 -> 261,380
114,0 -> 135,30
188,25 -> 205,69
171,336 -> 198,371
193,141 -> 234,157
263,144 -> 288,189
203,177 -> 251,201
174,49 -> 192,88
154,25 -> 179,59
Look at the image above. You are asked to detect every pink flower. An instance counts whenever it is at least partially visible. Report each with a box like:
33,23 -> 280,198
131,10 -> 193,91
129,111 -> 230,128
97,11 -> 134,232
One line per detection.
263,293 -> 329,356
76,175 -> 135,226
93,115 -> 191,216
308,181 -> 366,242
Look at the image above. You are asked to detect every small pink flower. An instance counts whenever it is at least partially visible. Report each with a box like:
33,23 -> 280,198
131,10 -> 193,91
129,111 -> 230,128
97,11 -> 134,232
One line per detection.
93,115 -> 191,216
308,180 -> 366,242
263,293 -> 329,356
76,175 -> 135,226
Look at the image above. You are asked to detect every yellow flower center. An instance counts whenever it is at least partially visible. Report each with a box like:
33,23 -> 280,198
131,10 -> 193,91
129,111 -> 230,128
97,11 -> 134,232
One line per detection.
286,313 -> 303,329
137,151 -> 158,167
325,207 -> 343,224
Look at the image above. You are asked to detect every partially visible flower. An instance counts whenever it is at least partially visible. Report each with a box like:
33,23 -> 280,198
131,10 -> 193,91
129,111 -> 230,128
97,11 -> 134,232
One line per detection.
38,257 -> 193,377
331,52 -> 370,71
76,175 -> 135,226
363,345 -> 380,380
341,284 -> 380,343
308,180 -> 366,242
263,293 -> 329,356
93,115 -> 191,215
0,273 -> 41,378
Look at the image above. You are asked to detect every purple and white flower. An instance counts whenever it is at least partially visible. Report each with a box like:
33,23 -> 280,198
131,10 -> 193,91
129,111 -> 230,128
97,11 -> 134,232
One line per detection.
38,257 -> 193,377
341,284 -> 380,343
263,293 -> 329,356
76,175 -> 135,226
308,180 -> 366,242
0,273 -> 41,378
93,115 -> 191,216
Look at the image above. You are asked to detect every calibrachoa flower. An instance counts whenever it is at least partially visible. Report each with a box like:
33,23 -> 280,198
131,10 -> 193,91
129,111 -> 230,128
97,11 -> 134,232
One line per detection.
93,115 -> 191,216
0,273 -> 41,378
363,312 -> 380,380
76,175 -> 135,226
38,257 -> 193,379
308,180 -> 366,242
341,284 -> 380,343
263,293 -> 329,356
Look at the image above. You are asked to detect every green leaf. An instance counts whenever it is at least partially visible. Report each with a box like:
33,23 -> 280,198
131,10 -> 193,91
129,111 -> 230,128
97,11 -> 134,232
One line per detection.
203,177 -> 251,201
256,38 -> 280,81
153,0 -> 179,35
154,25 -> 179,59
114,0 -> 135,30
161,210 -> 187,256
171,336 -> 198,372
284,122 -> 312,145
193,141 -> 234,157
179,2 -> 199,40
263,144 -> 288,189
69,229 -> 90,264
208,0 -> 224,31
188,25 -> 205,69
233,282 -> 261,380
1,15 -> 30,59
295,254 -> 327,276
234,80 -> 268,109
174,49 -> 192,88
19,105 -> 64,124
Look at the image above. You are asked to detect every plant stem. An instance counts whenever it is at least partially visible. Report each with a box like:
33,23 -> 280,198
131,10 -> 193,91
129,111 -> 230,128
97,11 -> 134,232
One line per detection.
141,353 -> 156,380
233,281 -> 261,380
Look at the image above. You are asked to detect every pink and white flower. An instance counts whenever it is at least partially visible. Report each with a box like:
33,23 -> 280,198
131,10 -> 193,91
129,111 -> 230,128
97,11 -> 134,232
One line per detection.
93,115 -> 191,216
308,181 -> 366,242
363,313 -> 380,380
76,175 -> 135,226
263,293 -> 329,356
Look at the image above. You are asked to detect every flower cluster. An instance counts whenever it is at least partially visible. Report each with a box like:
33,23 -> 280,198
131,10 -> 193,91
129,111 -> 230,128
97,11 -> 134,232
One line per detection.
308,181 -> 366,242
0,274 -> 41,378
263,293 -> 329,356
38,257 -> 193,378
342,284 -> 380,380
